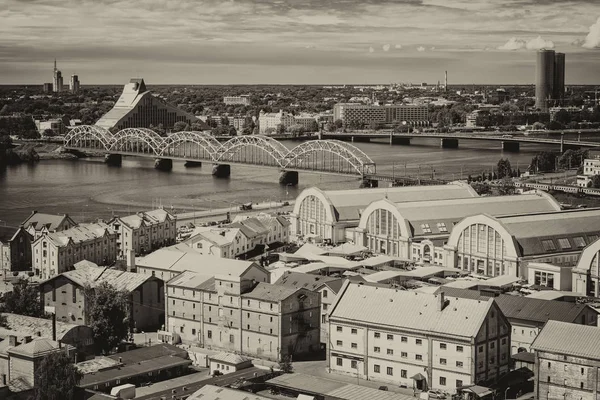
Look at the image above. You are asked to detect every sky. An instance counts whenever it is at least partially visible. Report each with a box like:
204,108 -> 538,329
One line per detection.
2,0 -> 600,85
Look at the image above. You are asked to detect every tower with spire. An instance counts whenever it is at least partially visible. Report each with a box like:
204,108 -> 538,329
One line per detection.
53,59 -> 63,93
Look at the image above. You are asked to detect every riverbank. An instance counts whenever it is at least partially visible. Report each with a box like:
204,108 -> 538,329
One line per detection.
175,200 -> 295,227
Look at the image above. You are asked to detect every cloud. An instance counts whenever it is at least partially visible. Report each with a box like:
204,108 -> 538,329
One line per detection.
583,16 -> 600,48
382,44 -> 391,51
369,46 -> 375,53
525,35 -> 554,50
497,36 -> 554,50
395,44 -> 402,49
430,46 -> 436,50
497,37 -> 526,50
417,46 -> 426,52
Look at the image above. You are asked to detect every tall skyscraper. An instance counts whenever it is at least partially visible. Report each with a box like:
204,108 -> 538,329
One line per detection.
53,59 -> 63,93
535,50 -> 566,111
70,74 -> 80,93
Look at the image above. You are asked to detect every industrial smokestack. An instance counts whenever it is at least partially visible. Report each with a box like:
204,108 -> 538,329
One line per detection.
445,71 -> 448,91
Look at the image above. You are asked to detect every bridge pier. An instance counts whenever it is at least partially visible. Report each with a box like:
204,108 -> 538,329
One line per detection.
440,138 -> 459,149
502,141 -> 520,152
184,161 -> 202,168
154,158 -> 173,171
212,164 -> 231,178
360,178 -> 379,188
391,137 -> 411,145
279,170 -> 299,186
104,153 -> 122,166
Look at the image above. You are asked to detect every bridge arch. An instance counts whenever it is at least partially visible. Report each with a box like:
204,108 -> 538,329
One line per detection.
64,125 -> 113,150
285,140 -> 376,175
215,135 -> 289,167
161,131 -> 221,160
110,128 -> 164,155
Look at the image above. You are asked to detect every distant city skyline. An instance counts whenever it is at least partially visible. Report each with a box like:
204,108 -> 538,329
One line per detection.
2,0 -> 600,85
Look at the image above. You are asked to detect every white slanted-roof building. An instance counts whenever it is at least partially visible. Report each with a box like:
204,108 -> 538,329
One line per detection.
354,191 -> 561,263
290,183 -> 479,244
328,281 -> 510,393
95,78 -> 208,131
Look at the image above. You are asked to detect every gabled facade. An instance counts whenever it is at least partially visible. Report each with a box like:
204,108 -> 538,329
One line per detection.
21,211 -> 77,240
328,282 -> 510,393
32,222 -> 117,279
109,209 -> 177,258
0,226 -> 33,272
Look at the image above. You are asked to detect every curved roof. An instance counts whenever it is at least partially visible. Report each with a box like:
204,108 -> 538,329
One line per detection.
358,191 -> 561,238
293,183 -> 479,224
574,236 -> 600,273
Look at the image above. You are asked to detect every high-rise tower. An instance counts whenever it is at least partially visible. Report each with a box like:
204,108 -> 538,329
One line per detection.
52,59 -> 63,93
70,74 -> 80,93
535,50 -> 566,111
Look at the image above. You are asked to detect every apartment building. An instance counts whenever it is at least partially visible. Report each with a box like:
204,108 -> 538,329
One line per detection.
258,110 -> 296,134
333,103 -> 429,125
21,211 -> 77,239
109,209 -> 177,258
275,271 -> 345,346
293,115 -> 319,132
32,222 -> 117,279
183,215 -> 290,259
165,270 -> 320,361
40,261 -> 165,331
532,321 -> 600,400
328,282 -> 510,393
223,95 -> 251,106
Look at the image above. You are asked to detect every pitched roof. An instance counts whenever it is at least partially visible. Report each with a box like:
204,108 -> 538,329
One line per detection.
117,209 -> 174,229
0,313 -> 84,341
435,287 -> 589,324
209,352 -> 252,365
8,338 -> 74,358
532,320 -> 600,359
0,226 -> 19,243
21,211 -> 73,232
188,385 -> 271,400
137,247 -> 260,278
44,222 -> 113,247
57,263 -> 151,292
167,270 -> 213,289
242,282 -> 302,302
330,282 -> 493,338
275,271 -> 342,291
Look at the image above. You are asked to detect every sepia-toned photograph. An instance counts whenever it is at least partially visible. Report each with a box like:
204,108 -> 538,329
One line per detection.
1,1 -> 600,399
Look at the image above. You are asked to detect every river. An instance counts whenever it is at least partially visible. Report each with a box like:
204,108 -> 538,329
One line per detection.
0,138 -> 569,227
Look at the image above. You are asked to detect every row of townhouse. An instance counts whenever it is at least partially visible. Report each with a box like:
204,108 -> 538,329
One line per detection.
183,214 -> 289,259
15,209 -> 175,279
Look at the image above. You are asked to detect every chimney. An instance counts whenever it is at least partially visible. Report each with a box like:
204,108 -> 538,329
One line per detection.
126,250 -> 136,272
8,336 -> 17,347
437,292 -> 446,312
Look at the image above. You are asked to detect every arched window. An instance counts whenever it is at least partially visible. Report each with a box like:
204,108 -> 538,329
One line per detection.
365,209 -> 400,239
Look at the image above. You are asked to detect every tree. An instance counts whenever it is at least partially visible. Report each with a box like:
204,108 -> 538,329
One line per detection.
532,121 -> 546,130
34,351 -> 83,400
368,121 -> 381,131
289,124 -> 306,136
592,175 -> 600,189
276,124 -> 286,135
85,282 -> 130,354
0,279 -> 46,318
173,121 -> 188,132
334,119 -> 343,130
531,151 -> 557,173
278,355 -> 293,373
496,158 -> 512,179
470,182 -> 491,195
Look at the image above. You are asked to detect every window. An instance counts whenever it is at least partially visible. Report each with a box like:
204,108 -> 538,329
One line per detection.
456,380 -> 463,388
387,334 -> 393,340
439,377 -> 446,386
192,328 -> 196,335
582,368 -> 585,375
337,340 -> 343,346
374,332 -> 381,338
374,364 -> 380,373
456,361 -> 463,368
490,342 -> 495,349
547,377 -> 551,383
323,290 -> 328,298
416,354 -> 423,361
547,362 -> 551,368
416,339 -> 422,345
337,358 -> 343,366
351,343 -> 357,349
351,360 -> 357,369
557,238 -> 571,249
541,239 -> 557,251
440,343 -> 447,349
421,223 -> 432,234
501,338 -> 507,345
401,336 -> 407,342
581,382 -> 585,389
337,326 -> 342,332
374,347 -> 381,353
401,369 -> 407,378
573,237 -> 586,247
478,346 -> 483,353
401,352 -> 407,358
180,326 -> 184,333
387,367 -> 393,376
440,358 -> 447,365
351,328 -> 357,334
437,222 -> 448,233
387,349 -> 393,355
207,330 -> 212,338
229,334 -> 234,343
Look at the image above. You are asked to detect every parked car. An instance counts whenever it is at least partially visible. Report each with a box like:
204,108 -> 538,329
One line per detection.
378,386 -> 388,391
427,390 -> 447,399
